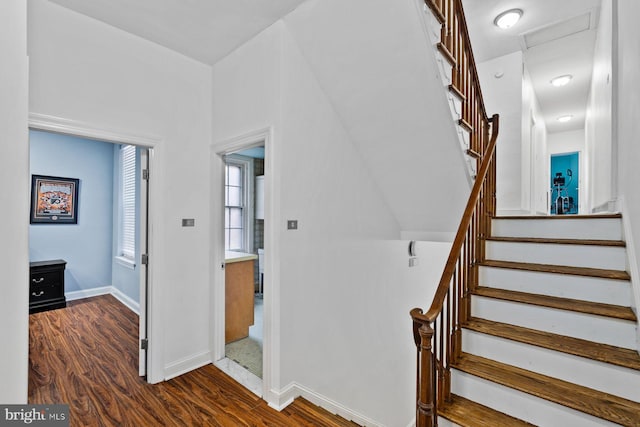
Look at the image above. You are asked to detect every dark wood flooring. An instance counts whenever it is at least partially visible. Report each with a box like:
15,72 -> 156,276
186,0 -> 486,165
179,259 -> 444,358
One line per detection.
28,294 -> 358,427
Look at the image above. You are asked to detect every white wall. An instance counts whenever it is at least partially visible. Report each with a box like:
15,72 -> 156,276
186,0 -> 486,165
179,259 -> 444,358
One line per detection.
0,0 -> 29,404
211,18 -> 451,426
281,0 -> 470,236
586,0 -> 614,212
477,52 -> 526,214
28,0 -> 213,382
615,0 -> 640,345
523,68 -> 549,214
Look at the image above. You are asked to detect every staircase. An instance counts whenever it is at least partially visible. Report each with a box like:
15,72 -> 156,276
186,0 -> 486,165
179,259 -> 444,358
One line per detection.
438,214 -> 640,426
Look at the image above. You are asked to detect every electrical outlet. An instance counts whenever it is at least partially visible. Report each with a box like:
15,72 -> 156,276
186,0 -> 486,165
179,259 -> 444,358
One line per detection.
182,218 -> 195,227
287,220 -> 298,230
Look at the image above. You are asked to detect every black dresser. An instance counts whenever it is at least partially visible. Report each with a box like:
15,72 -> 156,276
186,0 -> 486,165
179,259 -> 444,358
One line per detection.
29,260 -> 67,314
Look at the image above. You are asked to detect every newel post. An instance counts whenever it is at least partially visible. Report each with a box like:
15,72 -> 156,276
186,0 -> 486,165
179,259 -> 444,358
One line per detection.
412,309 -> 437,427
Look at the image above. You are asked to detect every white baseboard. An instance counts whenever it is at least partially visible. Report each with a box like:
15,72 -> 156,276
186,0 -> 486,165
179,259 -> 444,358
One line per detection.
164,351 -> 212,381
269,382 -> 384,427
65,286 -> 140,315
110,286 -> 140,315
65,286 -> 112,301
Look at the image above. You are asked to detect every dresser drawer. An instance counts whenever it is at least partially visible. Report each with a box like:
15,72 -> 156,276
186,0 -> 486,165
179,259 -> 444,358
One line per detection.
29,259 -> 67,314
30,270 -> 63,287
30,283 -> 64,303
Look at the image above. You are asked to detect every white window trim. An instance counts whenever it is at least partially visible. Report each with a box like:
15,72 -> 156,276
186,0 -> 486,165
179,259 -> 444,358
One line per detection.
115,255 -> 136,270
224,154 -> 254,253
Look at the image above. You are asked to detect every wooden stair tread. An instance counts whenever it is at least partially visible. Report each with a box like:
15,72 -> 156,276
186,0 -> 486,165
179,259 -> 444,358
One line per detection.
493,214 -> 622,220
282,398 -> 360,427
485,236 -> 625,247
454,353 -> 640,426
464,318 -> 640,371
438,394 -> 535,427
480,259 -> 631,281
472,287 -> 637,321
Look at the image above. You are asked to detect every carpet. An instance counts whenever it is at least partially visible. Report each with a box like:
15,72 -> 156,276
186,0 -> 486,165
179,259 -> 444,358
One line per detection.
225,337 -> 262,378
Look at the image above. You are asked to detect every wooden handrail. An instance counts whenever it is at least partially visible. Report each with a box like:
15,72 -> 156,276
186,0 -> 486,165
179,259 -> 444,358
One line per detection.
413,113 -> 499,326
411,1 -> 500,425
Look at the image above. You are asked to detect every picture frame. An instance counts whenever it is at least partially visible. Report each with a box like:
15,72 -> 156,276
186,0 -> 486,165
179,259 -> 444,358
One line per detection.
30,175 -> 80,224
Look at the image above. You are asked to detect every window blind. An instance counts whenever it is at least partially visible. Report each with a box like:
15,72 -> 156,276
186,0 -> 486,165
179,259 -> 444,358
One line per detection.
120,145 -> 136,259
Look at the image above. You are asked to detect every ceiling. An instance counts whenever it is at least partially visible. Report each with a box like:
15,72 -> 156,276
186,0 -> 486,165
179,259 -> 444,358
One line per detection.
47,0 -> 603,135
47,0 -> 307,65
462,0 -> 603,133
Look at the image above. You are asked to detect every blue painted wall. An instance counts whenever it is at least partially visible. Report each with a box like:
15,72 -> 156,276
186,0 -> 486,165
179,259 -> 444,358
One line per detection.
29,130 -> 114,293
550,152 -> 579,215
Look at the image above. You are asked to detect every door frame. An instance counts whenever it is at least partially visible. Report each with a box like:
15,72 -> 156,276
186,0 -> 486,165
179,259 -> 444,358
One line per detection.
210,127 -> 278,403
549,150 -> 582,215
28,112 -> 163,382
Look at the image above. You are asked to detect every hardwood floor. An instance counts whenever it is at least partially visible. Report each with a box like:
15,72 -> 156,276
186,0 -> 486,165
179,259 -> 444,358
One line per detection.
29,295 -> 358,427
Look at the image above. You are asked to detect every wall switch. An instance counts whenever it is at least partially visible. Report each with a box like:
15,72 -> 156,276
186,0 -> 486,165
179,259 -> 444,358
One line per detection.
409,257 -> 419,267
182,218 -> 195,227
287,220 -> 298,230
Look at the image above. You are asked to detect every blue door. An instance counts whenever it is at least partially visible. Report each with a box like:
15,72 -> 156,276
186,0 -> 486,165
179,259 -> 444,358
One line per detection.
550,152 -> 579,215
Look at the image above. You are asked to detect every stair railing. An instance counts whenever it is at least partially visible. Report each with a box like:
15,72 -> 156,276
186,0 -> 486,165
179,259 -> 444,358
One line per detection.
410,1 -> 500,426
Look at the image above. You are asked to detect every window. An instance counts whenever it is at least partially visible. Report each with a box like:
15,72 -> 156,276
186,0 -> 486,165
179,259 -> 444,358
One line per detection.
119,145 -> 136,261
224,156 -> 252,251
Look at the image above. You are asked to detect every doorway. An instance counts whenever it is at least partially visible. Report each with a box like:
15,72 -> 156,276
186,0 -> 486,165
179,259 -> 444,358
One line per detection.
27,127 -> 153,379
550,152 -> 579,215
215,145 -> 265,393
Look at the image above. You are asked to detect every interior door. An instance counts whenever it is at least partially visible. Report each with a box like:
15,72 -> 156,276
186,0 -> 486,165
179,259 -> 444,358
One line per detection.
139,148 -> 150,377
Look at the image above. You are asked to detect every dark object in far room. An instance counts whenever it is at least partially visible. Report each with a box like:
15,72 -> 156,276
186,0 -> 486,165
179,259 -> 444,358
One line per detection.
29,259 -> 66,314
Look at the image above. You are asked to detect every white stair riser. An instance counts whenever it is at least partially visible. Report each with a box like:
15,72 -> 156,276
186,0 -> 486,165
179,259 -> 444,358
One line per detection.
436,418 -> 460,427
479,266 -> 631,305
486,241 -> 627,270
492,218 -> 622,240
451,370 -> 620,427
462,330 -> 640,401
471,296 -> 637,349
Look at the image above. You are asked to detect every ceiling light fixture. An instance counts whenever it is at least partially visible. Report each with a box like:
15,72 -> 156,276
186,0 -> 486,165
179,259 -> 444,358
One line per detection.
551,75 -> 573,87
494,9 -> 523,29
557,115 -> 573,123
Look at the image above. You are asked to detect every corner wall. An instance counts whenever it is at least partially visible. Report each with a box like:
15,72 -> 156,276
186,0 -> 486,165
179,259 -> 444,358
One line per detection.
111,145 -> 142,305
586,0 -> 614,212
28,0 -> 213,382
29,130 -> 114,294
615,0 -> 640,345
477,52 -> 526,214
0,0 -> 29,404
211,18 -> 450,426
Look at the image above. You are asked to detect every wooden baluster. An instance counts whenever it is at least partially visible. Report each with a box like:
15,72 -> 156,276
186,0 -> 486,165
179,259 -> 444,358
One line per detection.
413,316 -> 436,427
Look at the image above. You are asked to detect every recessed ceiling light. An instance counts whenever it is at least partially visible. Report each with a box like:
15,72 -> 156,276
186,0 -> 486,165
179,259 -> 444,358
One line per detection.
494,9 -> 523,29
551,75 -> 573,87
557,115 -> 573,123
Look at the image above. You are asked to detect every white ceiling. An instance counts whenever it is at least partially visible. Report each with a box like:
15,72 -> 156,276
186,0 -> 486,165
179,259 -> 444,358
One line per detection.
462,0 -> 603,133
47,0 -> 603,135
47,0 -> 307,65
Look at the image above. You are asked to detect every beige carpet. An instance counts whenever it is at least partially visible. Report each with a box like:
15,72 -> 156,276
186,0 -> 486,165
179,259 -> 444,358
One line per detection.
225,337 -> 262,378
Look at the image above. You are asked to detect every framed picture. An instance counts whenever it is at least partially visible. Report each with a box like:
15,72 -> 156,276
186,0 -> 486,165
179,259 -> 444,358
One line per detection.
30,175 -> 80,224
